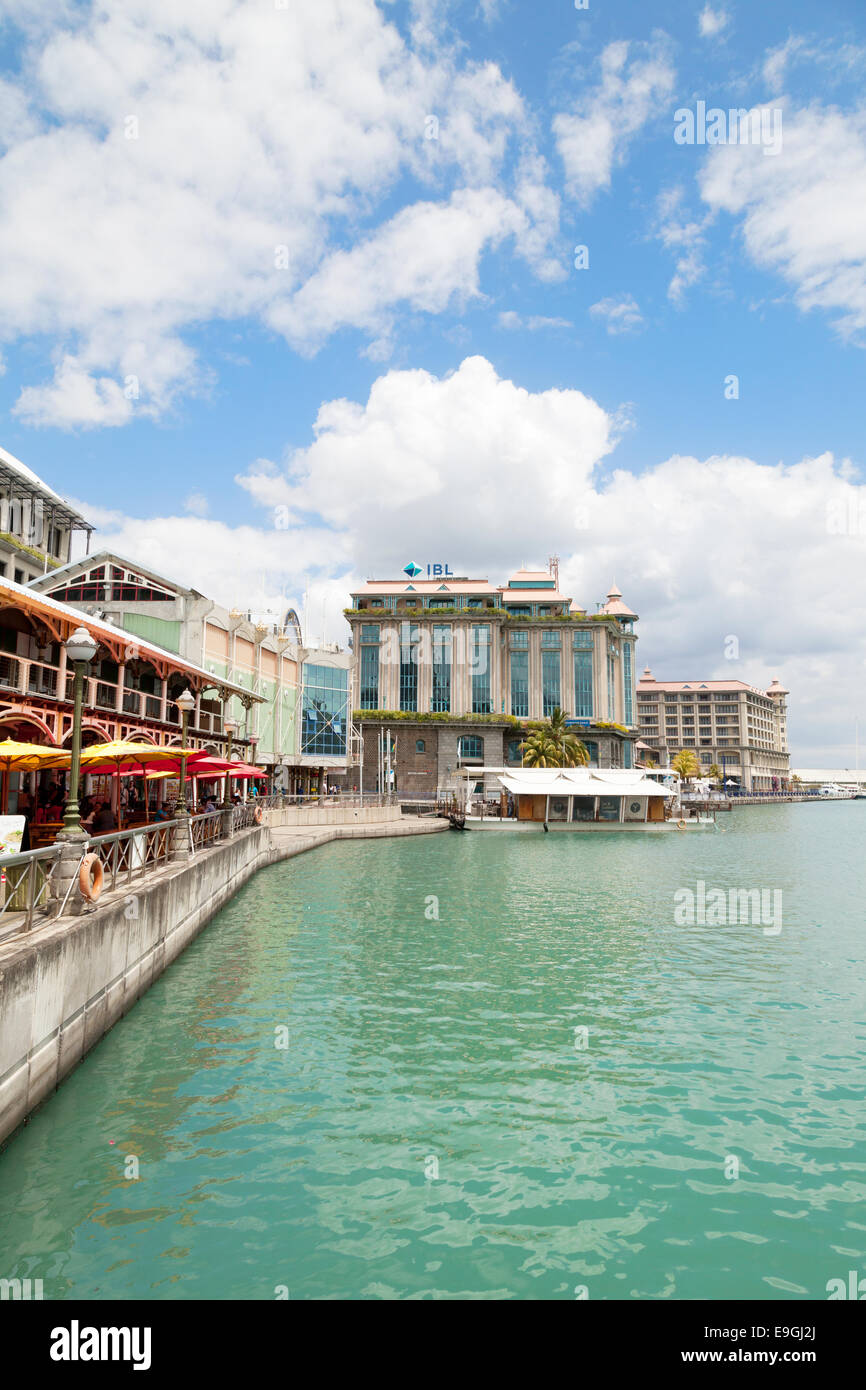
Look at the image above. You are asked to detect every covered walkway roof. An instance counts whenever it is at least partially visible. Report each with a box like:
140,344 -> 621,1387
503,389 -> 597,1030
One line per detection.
0,574 -> 264,704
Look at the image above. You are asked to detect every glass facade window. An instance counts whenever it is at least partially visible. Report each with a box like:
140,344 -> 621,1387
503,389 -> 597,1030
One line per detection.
431,624 -> 451,713
458,735 -> 483,761
510,649 -> 529,717
574,649 -> 593,718
623,642 -> 633,725
584,740 -> 599,767
506,738 -> 522,762
359,644 -> 379,709
399,623 -> 419,712
574,630 -> 593,649
542,649 -> 561,717
541,630 -> 561,648
510,630 -> 529,648
360,624 -> 380,642
416,739 -> 425,752
471,624 -> 491,714
623,741 -> 633,769
607,651 -> 616,720
301,664 -> 348,756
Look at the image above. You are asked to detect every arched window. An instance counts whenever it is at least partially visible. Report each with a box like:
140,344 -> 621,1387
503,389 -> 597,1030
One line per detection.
415,738 -> 425,752
584,740 -> 599,767
458,734 -> 483,761
506,738 -> 522,762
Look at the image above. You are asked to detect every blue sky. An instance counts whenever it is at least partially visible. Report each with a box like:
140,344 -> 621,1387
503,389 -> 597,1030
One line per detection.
0,0 -> 864,761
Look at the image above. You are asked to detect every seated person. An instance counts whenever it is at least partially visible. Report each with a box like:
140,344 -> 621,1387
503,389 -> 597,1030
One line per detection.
91,802 -> 117,834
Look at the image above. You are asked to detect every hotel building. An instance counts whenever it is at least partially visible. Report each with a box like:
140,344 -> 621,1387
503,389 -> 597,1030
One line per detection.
346,567 -> 640,796
635,668 -> 790,792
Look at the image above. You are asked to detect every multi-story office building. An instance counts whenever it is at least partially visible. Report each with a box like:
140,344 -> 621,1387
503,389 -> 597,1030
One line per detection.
346,567 -> 639,796
635,668 -> 790,792
31,551 -> 350,792
0,445 -> 93,584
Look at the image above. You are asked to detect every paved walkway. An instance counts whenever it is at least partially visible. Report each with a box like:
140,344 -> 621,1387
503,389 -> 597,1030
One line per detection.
268,816 -> 449,864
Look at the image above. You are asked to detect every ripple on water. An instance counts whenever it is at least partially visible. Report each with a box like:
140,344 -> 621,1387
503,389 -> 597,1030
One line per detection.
0,806 -> 864,1299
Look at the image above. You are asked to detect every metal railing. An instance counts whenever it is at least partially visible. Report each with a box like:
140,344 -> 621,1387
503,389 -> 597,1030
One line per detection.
84,819 -> 176,892
0,844 -> 66,935
190,808 -> 224,850
258,792 -> 395,809
0,801 -> 270,938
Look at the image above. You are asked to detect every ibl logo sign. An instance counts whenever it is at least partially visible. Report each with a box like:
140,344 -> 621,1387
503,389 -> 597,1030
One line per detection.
403,562 -> 453,578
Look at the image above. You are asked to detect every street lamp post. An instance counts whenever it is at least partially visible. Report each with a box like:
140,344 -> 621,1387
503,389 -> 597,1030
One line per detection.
60,626 -> 99,837
174,689 -> 195,816
223,716 -> 238,809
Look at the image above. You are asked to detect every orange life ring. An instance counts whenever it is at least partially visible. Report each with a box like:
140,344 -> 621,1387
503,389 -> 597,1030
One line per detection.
79,853 -> 104,902
677,819 -> 687,830
254,806 -> 263,825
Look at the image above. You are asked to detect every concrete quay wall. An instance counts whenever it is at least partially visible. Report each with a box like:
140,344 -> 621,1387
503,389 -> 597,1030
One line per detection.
0,815 -> 447,1149
264,803 -> 406,828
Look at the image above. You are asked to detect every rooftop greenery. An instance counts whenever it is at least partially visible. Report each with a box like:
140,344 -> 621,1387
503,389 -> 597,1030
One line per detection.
1,533 -> 61,569
355,711 -> 636,733
345,607 -> 625,624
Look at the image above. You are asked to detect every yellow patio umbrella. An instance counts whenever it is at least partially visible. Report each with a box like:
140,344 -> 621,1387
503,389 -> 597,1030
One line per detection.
0,739 -> 70,814
78,741 -> 199,830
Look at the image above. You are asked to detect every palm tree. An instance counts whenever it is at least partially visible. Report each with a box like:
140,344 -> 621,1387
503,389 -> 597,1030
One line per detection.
643,757 -> 658,769
708,763 -> 721,782
520,731 -> 561,767
671,748 -> 700,781
521,708 -> 590,768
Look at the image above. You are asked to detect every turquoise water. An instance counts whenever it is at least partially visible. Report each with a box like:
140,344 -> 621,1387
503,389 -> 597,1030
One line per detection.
0,803 -> 864,1300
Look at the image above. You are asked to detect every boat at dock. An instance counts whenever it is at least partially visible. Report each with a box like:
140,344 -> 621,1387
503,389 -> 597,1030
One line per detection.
455,767 -> 715,831
817,783 -> 858,799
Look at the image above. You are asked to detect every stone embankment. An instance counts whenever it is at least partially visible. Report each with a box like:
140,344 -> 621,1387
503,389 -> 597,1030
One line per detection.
0,807 -> 447,1148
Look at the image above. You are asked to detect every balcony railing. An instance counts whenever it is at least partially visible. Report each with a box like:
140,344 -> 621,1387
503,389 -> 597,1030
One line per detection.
1,654 -> 180,728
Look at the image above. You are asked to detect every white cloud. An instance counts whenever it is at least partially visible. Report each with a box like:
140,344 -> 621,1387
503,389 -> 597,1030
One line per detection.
762,37 -> 806,92
184,491 -> 209,518
269,188 -> 528,353
0,0 -> 559,426
655,186 -> 711,306
497,311 -> 572,331
698,6 -> 729,39
69,356 -> 866,760
553,38 -> 675,206
589,295 -> 644,335
700,101 -> 866,340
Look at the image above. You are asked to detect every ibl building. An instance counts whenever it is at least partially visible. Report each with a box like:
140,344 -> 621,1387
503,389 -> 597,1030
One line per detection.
346,566 -> 640,797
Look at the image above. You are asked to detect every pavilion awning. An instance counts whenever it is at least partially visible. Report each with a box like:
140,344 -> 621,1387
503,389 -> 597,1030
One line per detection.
497,769 -> 675,798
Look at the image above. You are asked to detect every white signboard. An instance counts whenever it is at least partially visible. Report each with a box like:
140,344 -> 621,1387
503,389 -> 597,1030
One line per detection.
0,815 -> 26,857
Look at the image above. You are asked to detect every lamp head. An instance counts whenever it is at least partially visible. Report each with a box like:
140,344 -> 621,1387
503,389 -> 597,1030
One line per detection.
174,688 -> 195,714
224,716 -> 239,736
65,625 -> 99,665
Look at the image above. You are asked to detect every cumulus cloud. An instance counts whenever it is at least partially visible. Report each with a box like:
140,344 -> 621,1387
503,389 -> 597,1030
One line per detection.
553,38 -> 675,206
589,295 -> 644,334
71,355 -> 866,761
0,0 -> 561,426
700,102 -> 866,340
